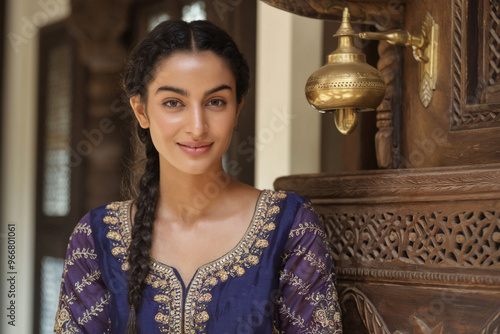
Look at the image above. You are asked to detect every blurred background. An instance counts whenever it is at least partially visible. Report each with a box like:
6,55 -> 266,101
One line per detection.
0,0 -> 381,333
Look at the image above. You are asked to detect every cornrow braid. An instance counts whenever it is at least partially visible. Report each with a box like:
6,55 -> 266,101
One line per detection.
126,130 -> 159,334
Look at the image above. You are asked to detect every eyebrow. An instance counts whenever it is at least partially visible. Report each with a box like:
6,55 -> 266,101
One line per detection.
155,84 -> 232,97
155,85 -> 188,96
205,84 -> 232,96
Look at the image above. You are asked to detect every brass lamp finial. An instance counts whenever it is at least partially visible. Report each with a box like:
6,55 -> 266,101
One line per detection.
305,7 -> 386,135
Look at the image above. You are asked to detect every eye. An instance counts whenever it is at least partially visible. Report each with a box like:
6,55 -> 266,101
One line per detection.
163,100 -> 183,108
207,99 -> 226,107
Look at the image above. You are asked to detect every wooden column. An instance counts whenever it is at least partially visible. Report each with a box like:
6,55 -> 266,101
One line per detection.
67,0 -> 134,210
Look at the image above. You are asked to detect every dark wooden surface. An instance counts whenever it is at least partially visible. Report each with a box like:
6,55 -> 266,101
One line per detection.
275,163 -> 500,333
400,0 -> 500,168
261,0 -> 405,29
269,0 -> 500,332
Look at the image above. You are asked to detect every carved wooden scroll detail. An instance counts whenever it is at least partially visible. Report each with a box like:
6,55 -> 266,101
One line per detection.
477,309 -> 500,334
341,288 -> 446,334
341,288 -> 391,334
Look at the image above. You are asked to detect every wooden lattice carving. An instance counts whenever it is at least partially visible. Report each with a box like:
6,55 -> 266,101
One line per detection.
322,210 -> 500,267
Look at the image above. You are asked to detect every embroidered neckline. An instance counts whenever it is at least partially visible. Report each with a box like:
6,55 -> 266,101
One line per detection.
120,190 -> 268,275
103,189 -> 287,333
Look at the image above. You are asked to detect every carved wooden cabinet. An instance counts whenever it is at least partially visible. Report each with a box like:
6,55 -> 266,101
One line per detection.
266,0 -> 500,333
275,165 -> 500,333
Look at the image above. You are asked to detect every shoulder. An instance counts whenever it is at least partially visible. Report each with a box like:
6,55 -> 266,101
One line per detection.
89,200 -> 132,216
86,200 -> 132,225
266,189 -> 315,215
70,200 -> 132,242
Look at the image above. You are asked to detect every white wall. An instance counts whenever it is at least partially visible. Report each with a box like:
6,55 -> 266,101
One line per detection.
1,1 -> 70,333
255,1 -> 323,189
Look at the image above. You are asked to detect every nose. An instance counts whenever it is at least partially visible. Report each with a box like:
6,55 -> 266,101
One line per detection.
185,104 -> 208,138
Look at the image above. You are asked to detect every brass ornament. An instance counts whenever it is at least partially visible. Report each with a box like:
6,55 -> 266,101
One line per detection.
359,12 -> 439,108
305,8 -> 386,135
305,7 -> 439,134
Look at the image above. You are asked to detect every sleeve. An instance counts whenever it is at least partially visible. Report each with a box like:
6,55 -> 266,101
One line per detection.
275,201 -> 343,334
54,213 -> 111,334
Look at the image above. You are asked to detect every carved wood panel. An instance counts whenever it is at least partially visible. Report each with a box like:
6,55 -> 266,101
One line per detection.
451,0 -> 500,130
396,0 -> 500,168
275,163 -> 500,333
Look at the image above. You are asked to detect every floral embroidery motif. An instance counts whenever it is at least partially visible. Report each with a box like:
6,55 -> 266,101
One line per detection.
147,264 -> 183,333
280,269 -> 311,295
55,304 -> 80,334
278,303 -> 305,328
289,222 -> 327,239
307,279 -> 342,334
78,294 -> 110,325
102,201 -> 132,272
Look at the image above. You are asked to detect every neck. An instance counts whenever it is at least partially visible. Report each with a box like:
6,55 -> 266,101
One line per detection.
156,162 -> 235,225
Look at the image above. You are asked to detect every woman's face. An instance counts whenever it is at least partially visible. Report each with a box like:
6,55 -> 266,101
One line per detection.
131,51 -> 243,176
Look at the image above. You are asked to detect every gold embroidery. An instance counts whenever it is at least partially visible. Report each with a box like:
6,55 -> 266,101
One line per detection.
302,201 -> 318,215
195,311 -> 209,323
74,270 -> 102,293
289,222 -> 327,239
54,303 -> 80,334
65,248 -> 97,266
106,231 -> 121,241
216,270 -> 228,281
155,312 -> 169,325
248,254 -> 259,265
256,239 -> 269,248
74,223 -> 92,236
280,207 -> 343,334
307,280 -> 342,334
102,190 -> 288,333
199,293 -> 212,303
102,201 -> 131,272
111,246 -> 127,256
280,269 -> 311,295
77,293 -> 110,325
154,294 -> 171,303
278,303 -> 305,328
147,263 -> 183,333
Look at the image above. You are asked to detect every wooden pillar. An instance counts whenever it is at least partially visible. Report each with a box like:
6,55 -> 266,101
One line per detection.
67,0 -> 134,210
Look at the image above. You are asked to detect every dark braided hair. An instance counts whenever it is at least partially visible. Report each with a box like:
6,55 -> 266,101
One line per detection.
122,20 -> 249,333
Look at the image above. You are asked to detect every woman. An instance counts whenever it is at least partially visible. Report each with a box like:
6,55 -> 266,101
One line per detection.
55,20 -> 342,333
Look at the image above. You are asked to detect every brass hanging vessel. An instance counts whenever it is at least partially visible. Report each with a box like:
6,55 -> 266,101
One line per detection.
305,7 -> 386,134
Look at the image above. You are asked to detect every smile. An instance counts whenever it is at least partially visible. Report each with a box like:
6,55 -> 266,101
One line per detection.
177,142 -> 213,156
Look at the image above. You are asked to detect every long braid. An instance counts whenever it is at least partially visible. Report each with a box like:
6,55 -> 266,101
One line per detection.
126,130 -> 159,334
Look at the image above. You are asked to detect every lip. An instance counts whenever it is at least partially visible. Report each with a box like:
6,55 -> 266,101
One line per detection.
177,142 -> 213,156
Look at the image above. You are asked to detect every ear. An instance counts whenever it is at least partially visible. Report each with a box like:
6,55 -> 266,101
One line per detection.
234,98 -> 245,127
130,95 -> 150,129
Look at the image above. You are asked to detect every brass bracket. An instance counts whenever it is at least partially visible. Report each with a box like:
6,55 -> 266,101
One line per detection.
359,12 -> 439,108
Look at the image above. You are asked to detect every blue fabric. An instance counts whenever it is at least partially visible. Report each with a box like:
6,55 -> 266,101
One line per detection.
54,190 -> 342,333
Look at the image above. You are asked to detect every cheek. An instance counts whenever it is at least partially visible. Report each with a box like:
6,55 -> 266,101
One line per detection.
215,114 -> 237,135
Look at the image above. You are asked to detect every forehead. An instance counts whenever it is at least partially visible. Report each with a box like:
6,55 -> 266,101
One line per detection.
150,51 -> 235,90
